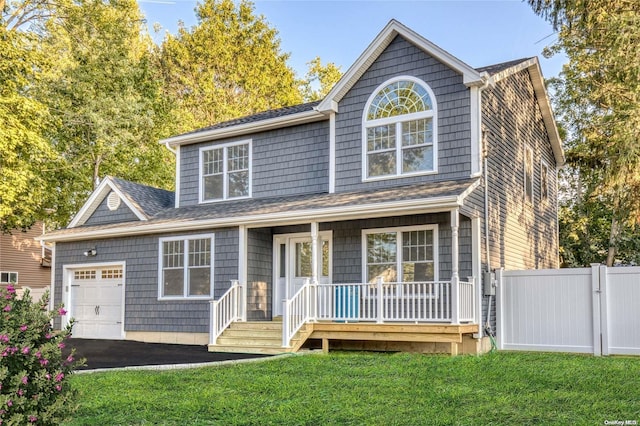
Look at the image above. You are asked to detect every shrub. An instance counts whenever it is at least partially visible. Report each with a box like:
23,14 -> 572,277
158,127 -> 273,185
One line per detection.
0,285 -> 84,425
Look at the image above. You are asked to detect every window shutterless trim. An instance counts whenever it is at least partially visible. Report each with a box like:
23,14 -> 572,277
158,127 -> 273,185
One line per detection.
361,224 -> 439,284
198,140 -> 252,204
157,233 -> 215,300
362,76 -> 438,181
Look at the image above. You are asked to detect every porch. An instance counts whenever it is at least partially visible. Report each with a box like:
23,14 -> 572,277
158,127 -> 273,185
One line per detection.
209,278 -> 480,355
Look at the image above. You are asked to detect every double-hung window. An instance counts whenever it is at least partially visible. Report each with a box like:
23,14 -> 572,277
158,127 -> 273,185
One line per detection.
363,226 -> 438,284
200,141 -> 251,202
363,77 -> 437,180
159,234 -> 214,299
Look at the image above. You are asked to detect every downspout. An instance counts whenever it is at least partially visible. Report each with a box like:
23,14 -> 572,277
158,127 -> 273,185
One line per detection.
483,136 -> 494,336
164,141 -> 177,154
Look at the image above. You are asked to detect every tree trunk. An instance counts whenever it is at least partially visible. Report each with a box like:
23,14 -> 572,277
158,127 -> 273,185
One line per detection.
92,156 -> 102,191
606,216 -> 619,267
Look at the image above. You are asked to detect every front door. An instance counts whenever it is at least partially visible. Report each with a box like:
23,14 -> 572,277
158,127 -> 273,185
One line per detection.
273,232 -> 331,317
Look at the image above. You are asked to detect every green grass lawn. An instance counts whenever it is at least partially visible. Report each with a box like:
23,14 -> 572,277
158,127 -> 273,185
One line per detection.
64,351 -> 639,425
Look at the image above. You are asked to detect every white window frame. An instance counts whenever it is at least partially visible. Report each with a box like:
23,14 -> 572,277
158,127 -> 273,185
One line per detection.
524,145 -> 534,204
540,159 -> 550,204
158,233 -> 215,300
361,225 -> 439,284
199,140 -> 252,203
362,76 -> 438,182
0,271 -> 18,284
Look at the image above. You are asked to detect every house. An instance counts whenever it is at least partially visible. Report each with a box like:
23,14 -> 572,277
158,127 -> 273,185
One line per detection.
40,20 -> 563,355
1,221 -> 52,302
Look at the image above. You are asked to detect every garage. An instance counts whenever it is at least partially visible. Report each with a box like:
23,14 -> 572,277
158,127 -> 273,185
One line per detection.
68,266 -> 124,340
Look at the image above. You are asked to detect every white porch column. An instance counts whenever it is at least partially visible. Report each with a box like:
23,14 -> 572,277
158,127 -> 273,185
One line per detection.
311,221 -> 319,284
450,209 -> 460,325
238,225 -> 247,322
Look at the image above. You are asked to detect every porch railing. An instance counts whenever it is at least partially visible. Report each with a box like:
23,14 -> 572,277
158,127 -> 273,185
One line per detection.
282,278 -> 315,348
316,278 -> 475,323
209,280 -> 244,345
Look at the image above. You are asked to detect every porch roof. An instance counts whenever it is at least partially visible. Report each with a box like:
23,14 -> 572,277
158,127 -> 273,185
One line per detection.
41,179 -> 479,242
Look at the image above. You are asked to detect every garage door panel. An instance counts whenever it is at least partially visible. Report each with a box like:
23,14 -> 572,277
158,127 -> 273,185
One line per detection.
70,267 -> 124,340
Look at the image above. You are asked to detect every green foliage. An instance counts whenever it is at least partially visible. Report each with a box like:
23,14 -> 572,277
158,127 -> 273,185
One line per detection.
0,24 -> 61,233
158,0 -> 302,132
64,352 -> 640,425
300,56 -> 342,102
528,0 -> 640,265
0,286 -> 84,425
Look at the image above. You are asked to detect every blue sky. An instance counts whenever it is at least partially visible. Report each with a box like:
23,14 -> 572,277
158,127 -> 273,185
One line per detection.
139,0 -> 565,80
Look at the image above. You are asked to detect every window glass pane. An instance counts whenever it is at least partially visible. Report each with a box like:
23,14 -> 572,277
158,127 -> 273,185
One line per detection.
367,80 -> 432,120
227,170 -> 249,198
295,242 -> 312,277
163,269 -> 183,296
402,145 -> 433,173
322,240 -> 329,277
368,152 -> 396,177
279,244 -> 286,278
367,125 -> 396,151
202,148 -> 223,175
402,118 -> 432,147
401,230 -> 434,282
525,149 -> 533,202
188,267 -> 211,296
227,144 -> 249,172
541,163 -> 549,200
203,174 -> 223,200
366,233 -> 397,282
188,239 -> 211,267
163,241 -> 183,268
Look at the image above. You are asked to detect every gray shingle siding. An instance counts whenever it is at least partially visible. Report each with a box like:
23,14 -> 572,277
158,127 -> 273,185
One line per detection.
247,228 -> 273,320
53,228 -> 238,333
83,194 -> 140,226
179,122 -> 329,207
327,213 -> 471,284
335,35 -> 472,192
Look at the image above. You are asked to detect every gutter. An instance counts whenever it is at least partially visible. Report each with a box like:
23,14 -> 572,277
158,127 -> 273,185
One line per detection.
38,195 -> 466,243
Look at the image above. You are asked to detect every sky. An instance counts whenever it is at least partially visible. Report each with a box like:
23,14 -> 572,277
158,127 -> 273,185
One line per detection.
138,0 -> 566,81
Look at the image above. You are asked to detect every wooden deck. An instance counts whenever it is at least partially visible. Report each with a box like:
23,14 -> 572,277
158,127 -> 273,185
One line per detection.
209,321 -> 481,355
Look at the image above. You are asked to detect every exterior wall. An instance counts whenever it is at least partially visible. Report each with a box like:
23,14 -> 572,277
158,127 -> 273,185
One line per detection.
179,121 -> 329,207
53,228 -> 238,333
247,228 -> 273,320
0,222 -> 50,289
328,213 -> 472,283
335,35 -> 472,192
83,194 -> 140,226
479,69 -> 559,271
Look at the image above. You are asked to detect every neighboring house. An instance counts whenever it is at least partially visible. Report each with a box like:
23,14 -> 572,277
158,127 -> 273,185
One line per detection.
1,221 -> 52,302
41,20 -> 563,354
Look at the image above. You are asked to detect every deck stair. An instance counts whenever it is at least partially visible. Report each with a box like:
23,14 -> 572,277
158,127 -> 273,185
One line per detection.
209,320 -> 311,354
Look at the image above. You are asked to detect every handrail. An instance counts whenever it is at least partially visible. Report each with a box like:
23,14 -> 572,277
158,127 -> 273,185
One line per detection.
282,278 -> 315,347
210,280 -> 243,345
315,279 -> 475,323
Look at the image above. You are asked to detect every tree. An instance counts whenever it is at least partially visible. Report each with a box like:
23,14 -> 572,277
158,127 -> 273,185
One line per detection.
157,0 -> 302,132
0,18 -> 61,232
36,0 -> 174,224
300,56 -> 342,102
528,0 -> 640,265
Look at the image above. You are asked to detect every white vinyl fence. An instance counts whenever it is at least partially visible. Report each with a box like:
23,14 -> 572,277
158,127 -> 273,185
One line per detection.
497,265 -> 640,356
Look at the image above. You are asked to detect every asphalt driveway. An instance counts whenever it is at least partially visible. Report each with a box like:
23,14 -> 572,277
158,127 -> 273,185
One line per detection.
65,339 -> 270,370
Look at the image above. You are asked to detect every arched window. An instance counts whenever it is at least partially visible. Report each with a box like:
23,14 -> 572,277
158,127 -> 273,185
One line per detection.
363,76 -> 437,179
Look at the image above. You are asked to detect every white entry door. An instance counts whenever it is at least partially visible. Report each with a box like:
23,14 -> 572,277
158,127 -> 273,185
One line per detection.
69,267 -> 124,339
273,233 -> 331,317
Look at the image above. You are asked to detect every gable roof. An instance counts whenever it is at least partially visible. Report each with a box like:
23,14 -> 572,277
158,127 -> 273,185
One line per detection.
479,57 -> 564,165
42,179 -> 479,242
317,19 -> 489,113
67,177 -> 174,228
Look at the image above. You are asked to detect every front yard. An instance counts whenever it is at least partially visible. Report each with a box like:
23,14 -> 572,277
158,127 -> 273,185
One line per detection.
65,351 -> 639,425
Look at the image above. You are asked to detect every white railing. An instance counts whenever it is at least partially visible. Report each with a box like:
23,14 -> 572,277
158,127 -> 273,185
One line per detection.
316,278 -> 475,323
210,280 -> 244,345
282,278 -> 315,348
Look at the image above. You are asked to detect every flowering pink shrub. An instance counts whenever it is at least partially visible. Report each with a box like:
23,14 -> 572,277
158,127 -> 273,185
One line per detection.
0,286 -> 84,425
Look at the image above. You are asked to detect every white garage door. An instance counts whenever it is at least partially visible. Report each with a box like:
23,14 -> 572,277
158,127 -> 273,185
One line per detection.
70,267 -> 123,339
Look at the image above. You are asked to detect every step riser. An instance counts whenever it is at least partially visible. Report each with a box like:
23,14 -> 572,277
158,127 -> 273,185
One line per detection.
224,330 -> 282,338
